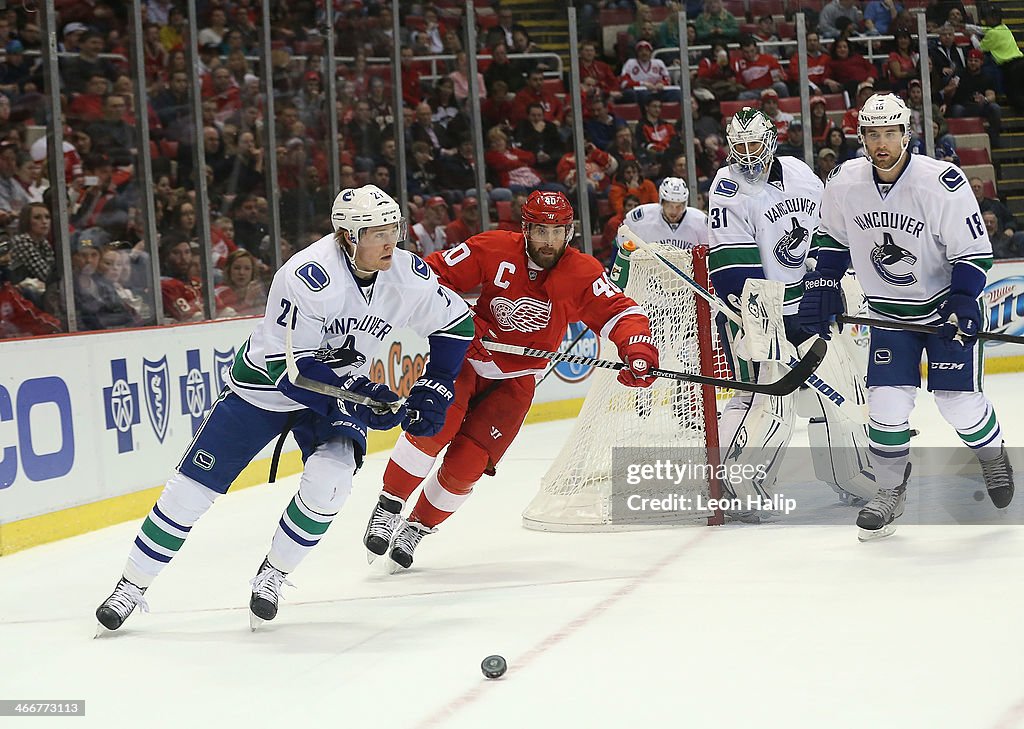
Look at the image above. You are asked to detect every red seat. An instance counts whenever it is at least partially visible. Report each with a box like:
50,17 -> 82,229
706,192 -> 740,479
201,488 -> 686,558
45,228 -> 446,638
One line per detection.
159,140 -> 179,157
740,23 -> 759,35
945,117 -> 985,134
777,21 -> 795,38
597,199 -> 611,218
150,140 -> 159,158
823,93 -> 846,111
611,102 -> 641,121
983,180 -> 997,198
778,96 -> 802,113
496,200 -> 512,222
542,78 -> 565,96
479,13 -> 498,29
957,147 -> 991,165
649,6 -> 671,21
722,0 -> 746,17
661,101 -> 681,120
751,0 -> 787,17
600,8 -> 634,24
719,100 -> 759,119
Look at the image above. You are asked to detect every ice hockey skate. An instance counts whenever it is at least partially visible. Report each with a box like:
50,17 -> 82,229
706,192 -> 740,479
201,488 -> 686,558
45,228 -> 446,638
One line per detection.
857,464 -> 911,542
363,494 -> 404,564
249,557 -> 293,631
388,520 -> 436,572
95,578 -> 148,635
980,445 -> 1015,509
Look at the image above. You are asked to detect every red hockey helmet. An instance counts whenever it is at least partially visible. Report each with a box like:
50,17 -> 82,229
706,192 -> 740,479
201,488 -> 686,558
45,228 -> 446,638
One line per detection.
521,190 -> 575,244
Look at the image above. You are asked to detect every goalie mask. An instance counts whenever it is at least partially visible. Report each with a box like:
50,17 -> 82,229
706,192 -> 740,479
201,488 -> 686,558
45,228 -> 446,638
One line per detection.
726,108 -> 778,184
331,185 -> 407,272
857,92 -> 912,172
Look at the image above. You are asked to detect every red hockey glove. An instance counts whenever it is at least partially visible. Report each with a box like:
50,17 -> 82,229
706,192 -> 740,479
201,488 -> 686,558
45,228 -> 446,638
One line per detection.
617,335 -> 659,388
466,313 -> 496,363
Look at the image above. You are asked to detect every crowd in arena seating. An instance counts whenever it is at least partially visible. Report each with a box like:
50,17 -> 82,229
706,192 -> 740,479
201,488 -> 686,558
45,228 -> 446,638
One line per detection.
1,0 -> 1023,340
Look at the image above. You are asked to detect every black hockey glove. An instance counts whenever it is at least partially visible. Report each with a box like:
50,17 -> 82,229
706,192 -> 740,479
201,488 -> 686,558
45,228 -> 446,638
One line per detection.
937,293 -> 981,347
797,271 -> 844,340
339,374 -> 406,430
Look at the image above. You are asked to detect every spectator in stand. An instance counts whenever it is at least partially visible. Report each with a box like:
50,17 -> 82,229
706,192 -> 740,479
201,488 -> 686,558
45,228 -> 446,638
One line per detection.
231,193 -> 268,258
696,43 -> 744,100
512,68 -> 566,126
159,232 -> 204,323
809,95 -> 838,149
753,16 -> 782,58
971,177 -> 1024,250
776,120 -> 811,165
599,192 -> 641,266
68,73 -> 111,125
198,7 -> 229,50
967,7 -> 1024,114
511,27 -> 543,60
62,30 -> 114,94
0,237 -> 61,338
347,100 -> 384,173
444,196 -> 482,245
496,191 -> 528,232
557,139 -> 618,232
694,0 -> 740,42
584,94 -> 627,152
400,46 -> 424,108
0,142 -> 30,217
864,0 -> 902,35
224,130 -> 265,197
818,0 -> 867,39
945,49 -> 1002,148
484,41 -> 525,95
488,6 -> 527,49
410,101 -> 454,158
608,159 -> 658,215
620,41 -> 674,107
7,201 -> 55,307
984,211 -> 1021,259
816,147 -> 839,181
210,216 -> 238,269
760,89 -> 794,142
733,35 -> 789,100
373,163 -> 395,196
215,249 -> 266,318
154,70 -> 191,141
638,98 -> 677,156
789,31 -> 844,95
411,196 -> 449,256
829,37 -> 877,98
430,78 -> 462,131
610,124 -> 640,167
448,51 -> 486,108
906,79 -> 953,148
481,79 -> 516,131
824,127 -> 856,162
514,102 -> 564,180
87,94 -> 135,164
484,127 -> 563,195
412,7 -> 446,55
407,141 -> 442,204
579,40 -> 621,102
71,228 -> 135,331
885,29 -> 920,94
930,23 -> 967,83
438,136 -> 480,201
99,243 -> 151,324
0,40 -> 33,98
841,81 -> 876,135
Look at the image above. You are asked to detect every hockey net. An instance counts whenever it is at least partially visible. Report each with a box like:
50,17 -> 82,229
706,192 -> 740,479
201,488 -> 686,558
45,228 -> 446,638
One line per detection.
524,244 -> 729,531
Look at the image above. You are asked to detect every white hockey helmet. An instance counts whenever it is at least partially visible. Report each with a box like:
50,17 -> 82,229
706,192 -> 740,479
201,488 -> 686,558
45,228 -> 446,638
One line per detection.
726,107 -> 778,184
658,177 -> 689,205
331,184 -> 406,244
857,93 -> 912,171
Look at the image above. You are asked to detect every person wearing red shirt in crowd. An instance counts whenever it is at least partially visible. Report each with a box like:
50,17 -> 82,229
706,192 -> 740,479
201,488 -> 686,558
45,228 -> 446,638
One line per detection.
484,127 -> 543,192
788,31 -> 844,94
481,79 -> 516,130
444,195 -> 483,244
638,98 -> 677,155
363,192 -> 660,569
0,237 -> 61,338
159,233 -> 204,323
214,249 -> 266,318
696,43 -> 745,100
829,37 -> 877,97
579,39 -> 621,101
68,73 -> 110,124
841,81 -> 876,134
512,68 -> 565,126
733,34 -> 788,100
204,66 -> 241,121
808,95 -> 838,148
556,141 -> 618,195
400,46 -> 423,108
620,40 -> 673,106
600,193 -> 642,266
496,192 -> 528,232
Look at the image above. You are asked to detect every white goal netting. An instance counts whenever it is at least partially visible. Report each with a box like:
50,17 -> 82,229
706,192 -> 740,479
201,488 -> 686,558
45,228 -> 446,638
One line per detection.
524,244 -> 726,531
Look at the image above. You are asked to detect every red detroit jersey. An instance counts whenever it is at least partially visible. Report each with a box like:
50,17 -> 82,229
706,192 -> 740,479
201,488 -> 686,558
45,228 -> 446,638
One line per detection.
424,230 -> 651,378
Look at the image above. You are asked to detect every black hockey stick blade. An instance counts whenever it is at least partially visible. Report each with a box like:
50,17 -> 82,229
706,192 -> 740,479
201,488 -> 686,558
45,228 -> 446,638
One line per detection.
839,315 -> 1024,346
481,337 -> 827,396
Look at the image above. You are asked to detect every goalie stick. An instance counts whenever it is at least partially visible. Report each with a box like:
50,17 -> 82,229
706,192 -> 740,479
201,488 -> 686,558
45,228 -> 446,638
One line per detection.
481,337 -> 827,396
839,315 -> 1024,346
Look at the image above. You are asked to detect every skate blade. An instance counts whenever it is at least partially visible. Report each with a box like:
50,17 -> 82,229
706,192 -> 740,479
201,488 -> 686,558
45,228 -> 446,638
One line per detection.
249,612 -> 264,632
386,557 -> 408,575
94,622 -> 114,639
858,523 -> 898,542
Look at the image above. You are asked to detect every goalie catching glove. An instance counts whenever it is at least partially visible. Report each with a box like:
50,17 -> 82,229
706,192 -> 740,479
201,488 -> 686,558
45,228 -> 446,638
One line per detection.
338,374 -> 406,430
617,335 -> 659,388
734,279 -> 796,362
403,371 -> 456,437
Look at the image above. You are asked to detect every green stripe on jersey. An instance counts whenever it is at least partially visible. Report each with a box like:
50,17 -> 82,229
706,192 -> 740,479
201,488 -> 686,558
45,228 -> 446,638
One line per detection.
867,291 -> 948,320
231,341 -> 276,387
709,245 -> 761,270
812,232 -> 847,251
784,282 -> 804,303
959,255 -> 993,272
435,312 -> 474,339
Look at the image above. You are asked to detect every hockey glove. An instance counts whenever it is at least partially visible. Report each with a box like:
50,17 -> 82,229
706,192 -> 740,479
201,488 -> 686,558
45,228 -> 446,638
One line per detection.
466,313 -> 496,363
797,271 -> 844,340
339,374 -> 406,430
937,293 -> 981,347
617,335 -> 659,388
403,373 -> 456,438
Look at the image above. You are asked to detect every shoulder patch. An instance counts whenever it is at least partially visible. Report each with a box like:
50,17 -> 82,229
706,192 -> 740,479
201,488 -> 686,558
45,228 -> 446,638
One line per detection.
295,261 -> 330,292
410,254 -> 431,280
714,178 -> 739,198
826,162 -> 844,183
940,166 -> 965,192
629,207 -> 644,222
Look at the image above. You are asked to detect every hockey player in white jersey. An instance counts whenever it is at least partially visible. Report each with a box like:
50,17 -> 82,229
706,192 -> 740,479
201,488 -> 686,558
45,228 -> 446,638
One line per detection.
95,185 -> 473,630
798,93 -> 1014,540
708,107 -> 873,510
619,177 -> 708,249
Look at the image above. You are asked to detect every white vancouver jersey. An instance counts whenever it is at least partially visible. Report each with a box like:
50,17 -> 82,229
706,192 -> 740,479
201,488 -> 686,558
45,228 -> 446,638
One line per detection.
817,155 -> 992,323
621,202 -> 708,250
708,156 -> 823,315
228,233 -> 471,411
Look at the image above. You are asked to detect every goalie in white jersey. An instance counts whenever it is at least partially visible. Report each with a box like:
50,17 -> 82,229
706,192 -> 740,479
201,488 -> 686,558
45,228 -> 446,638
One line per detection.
619,177 -> 708,250
708,107 -> 873,510
95,186 -> 473,630
798,93 -> 1014,540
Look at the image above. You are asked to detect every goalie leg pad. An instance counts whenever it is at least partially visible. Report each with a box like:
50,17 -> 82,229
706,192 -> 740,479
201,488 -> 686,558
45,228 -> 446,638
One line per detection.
806,409 -> 876,501
794,326 -> 869,426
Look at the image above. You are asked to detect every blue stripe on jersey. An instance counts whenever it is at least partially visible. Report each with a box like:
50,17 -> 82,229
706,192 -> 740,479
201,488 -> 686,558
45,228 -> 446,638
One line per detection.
134,536 -> 173,563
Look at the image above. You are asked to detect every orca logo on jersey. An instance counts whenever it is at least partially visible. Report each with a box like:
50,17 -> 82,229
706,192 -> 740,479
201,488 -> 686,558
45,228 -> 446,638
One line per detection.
870,232 -> 918,286
715,178 -> 739,198
490,295 -> 552,332
296,262 -> 330,292
315,336 -> 367,369
773,216 -> 808,268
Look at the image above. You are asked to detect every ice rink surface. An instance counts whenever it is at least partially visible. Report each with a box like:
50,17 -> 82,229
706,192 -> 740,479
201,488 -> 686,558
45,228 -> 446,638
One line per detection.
4,374 -> 1024,729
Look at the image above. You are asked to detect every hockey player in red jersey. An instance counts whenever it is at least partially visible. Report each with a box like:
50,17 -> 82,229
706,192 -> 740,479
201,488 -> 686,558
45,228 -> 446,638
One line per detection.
363,190 -> 660,569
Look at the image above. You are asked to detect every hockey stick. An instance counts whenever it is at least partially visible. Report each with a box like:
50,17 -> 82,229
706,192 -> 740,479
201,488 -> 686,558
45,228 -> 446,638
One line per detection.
481,337 -> 827,396
839,315 -> 1024,345
284,319 -> 404,414
618,224 -> 867,417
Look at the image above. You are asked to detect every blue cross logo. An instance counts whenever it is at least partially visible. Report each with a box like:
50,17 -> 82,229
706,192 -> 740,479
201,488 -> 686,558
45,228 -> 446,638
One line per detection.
103,359 -> 140,453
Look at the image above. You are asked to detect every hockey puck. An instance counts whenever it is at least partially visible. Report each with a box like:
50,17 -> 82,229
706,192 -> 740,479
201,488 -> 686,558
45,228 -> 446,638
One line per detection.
974,490 -> 985,502
481,654 -> 507,679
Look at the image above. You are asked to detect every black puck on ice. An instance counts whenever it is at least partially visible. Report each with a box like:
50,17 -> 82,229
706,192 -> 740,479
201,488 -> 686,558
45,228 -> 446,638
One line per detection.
481,654 -> 507,679
974,490 -> 985,502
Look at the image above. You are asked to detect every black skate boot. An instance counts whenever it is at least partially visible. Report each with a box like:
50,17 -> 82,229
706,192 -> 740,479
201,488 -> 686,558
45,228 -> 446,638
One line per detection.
857,463 -> 910,542
980,445 -> 1015,509
363,494 -> 403,564
249,557 -> 293,631
389,520 -> 436,571
95,577 -> 148,634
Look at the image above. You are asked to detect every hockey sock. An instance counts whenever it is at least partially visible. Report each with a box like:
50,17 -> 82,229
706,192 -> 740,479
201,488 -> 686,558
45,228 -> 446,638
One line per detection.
384,433 -> 441,501
124,473 -> 218,588
867,418 -> 911,490
409,468 -> 476,528
269,493 -> 336,573
935,392 -> 1003,460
